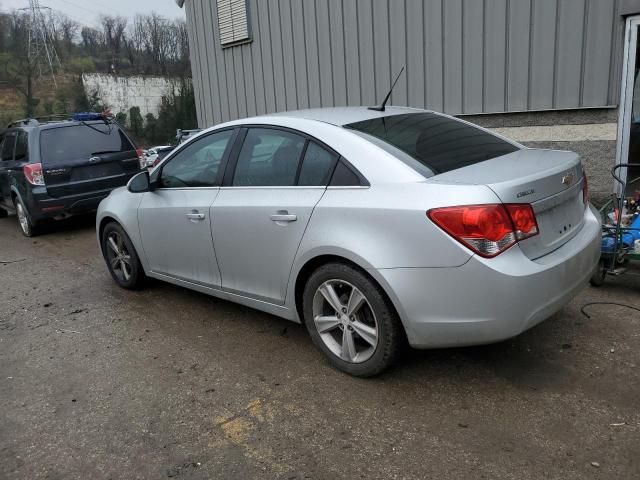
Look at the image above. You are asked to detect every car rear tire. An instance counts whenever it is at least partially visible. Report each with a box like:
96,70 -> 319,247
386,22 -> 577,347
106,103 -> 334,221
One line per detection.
302,262 -> 405,377
101,222 -> 146,290
0,207 -> 7,219
14,198 -> 39,237
589,260 -> 607,287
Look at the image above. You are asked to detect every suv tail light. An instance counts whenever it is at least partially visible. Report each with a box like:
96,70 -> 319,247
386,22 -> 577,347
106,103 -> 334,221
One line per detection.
24,163 -> 45,186
582,172 -> 589,206
428,204 -> 539,258
137,148 -> 145,169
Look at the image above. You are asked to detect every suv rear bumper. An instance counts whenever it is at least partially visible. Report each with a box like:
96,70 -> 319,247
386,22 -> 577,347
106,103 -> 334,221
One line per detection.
378,204 -> 601,348
25,185 -> 122,221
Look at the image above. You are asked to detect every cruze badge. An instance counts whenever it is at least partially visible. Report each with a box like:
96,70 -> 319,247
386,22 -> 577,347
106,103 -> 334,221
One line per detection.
562,172 -> 574,187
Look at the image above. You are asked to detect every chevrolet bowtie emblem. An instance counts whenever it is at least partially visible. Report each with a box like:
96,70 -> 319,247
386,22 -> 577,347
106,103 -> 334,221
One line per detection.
562,173 -> 574,187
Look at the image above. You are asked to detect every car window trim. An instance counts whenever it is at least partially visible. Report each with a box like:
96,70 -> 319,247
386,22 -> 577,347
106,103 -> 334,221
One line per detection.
221,123 -> 367,188
155,126 -> 239,190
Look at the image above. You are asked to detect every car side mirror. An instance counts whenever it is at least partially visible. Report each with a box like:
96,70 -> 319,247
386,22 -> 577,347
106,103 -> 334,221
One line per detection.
127,170 -> 152,193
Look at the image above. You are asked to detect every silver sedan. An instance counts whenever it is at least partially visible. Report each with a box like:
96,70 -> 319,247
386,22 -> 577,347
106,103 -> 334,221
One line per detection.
96,107 -> 601,376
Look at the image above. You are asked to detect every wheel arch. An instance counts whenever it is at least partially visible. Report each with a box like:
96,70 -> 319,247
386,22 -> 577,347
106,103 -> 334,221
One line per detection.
98,215 -> 119,254
292,253 -> 408,337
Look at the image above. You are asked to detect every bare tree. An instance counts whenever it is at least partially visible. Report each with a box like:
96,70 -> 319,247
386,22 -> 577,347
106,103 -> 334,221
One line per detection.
100,15 -> 127,70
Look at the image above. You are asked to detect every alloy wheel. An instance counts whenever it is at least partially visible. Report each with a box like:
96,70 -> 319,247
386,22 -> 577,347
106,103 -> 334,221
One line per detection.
105,231 -> 133,282
312,279 -> 378,363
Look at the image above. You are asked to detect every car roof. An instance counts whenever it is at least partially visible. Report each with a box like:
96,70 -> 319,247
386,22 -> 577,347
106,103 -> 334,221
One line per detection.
268,106 -> 428,126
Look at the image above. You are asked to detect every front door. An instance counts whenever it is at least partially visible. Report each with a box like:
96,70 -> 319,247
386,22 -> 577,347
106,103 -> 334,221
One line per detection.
138,129 -> 236,288
212,127 -> 339,304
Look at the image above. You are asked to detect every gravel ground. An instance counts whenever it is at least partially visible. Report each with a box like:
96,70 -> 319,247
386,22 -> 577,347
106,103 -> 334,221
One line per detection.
0,214 -> 639,480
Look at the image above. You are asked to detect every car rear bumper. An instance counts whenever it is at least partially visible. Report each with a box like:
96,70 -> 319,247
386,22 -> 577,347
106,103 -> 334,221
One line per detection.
377,204 -> 601,349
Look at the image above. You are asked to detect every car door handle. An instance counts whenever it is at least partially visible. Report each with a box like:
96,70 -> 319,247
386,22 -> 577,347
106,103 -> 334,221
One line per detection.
186,212 -> 206,221
270,213 -> 297,223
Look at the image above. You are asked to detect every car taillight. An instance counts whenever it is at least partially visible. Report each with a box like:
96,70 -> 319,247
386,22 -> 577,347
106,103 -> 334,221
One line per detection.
427,204 -> 539,258
137,148 -> 145,169
582,172 -> 589,206
24,163 -> 45,186
152,157 -> 160,167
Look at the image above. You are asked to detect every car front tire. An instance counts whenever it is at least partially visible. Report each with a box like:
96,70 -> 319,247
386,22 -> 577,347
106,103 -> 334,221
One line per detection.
302,262 -> 405,377
101,222 -> 146,290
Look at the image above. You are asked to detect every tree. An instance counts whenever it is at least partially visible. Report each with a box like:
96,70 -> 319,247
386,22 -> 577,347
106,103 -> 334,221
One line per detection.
115,111 -> 127,126
129,106 -> 143,138
100,15 -> 127,70
0,12 -> 39,117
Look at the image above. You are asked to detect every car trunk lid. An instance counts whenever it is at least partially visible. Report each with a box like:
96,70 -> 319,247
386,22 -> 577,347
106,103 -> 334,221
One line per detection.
431,149 -> 585,259
40,123 -> 140,198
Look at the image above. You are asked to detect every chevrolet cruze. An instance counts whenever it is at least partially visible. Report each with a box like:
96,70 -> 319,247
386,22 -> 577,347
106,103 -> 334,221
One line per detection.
97,107 -> 601,376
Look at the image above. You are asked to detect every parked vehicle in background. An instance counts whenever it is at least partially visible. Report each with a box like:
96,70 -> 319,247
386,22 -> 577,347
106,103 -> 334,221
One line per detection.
0,114 -> 143,236
97,107 -> 601,376
143,146 -> 174,168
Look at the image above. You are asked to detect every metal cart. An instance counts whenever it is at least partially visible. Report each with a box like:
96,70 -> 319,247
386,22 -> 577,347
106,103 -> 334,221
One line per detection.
591,162 -> 640,286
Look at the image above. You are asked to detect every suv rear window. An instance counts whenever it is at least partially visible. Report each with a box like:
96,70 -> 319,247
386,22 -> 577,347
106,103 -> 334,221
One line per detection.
345,112 -> 519,175
40,123 -> 134,165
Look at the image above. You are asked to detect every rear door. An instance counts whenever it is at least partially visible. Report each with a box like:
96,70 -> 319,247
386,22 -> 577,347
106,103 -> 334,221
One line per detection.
40,122 -> 140,198
212,127 -> 338,304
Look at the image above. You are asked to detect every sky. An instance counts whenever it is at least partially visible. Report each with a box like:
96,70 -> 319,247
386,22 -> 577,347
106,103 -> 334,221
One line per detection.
0,0 -> 185,26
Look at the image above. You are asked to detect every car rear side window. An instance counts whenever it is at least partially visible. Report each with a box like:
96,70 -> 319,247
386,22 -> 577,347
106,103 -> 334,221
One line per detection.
40,124 -> 134,165
14,131 -> 28,161
298,142 -> 338,186
345,112 -> 519,175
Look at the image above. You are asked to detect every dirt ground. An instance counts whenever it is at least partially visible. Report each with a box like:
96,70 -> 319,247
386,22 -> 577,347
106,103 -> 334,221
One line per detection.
0,214 -> 638,480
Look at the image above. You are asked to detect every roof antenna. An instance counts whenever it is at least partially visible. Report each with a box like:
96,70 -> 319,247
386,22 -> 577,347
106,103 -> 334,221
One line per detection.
368,66 -> 405,112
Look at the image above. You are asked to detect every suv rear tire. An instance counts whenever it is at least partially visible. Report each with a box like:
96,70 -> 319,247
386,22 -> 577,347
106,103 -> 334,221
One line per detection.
0,208 -> 7,219
101,222 -> 146,290
302,262 -> 405,377
14,198 -> 39,237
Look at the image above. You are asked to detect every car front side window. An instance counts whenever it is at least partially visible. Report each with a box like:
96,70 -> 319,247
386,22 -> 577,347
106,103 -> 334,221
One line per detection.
159,130 -> 234,188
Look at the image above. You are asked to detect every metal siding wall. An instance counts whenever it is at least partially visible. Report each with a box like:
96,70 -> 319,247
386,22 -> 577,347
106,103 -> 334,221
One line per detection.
506,0 -> 531,111
443,0 -> 463,113
291,1 -> 310,109
463,0 -> 484,114
484,0 -> 507,112
184,0 -> 205,127
343,0 -> 363,105
583,0 -> 616,107
186,0 -> 621,125
424,0 -> 444,111
555,0 -> 586,109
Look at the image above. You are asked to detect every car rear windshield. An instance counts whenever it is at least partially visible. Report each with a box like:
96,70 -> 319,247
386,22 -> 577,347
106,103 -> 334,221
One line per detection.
345,112 -> 519,175
40,123 -> 134,165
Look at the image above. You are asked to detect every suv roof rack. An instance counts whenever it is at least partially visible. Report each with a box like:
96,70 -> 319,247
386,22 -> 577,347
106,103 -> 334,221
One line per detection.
7,112 -> 112,129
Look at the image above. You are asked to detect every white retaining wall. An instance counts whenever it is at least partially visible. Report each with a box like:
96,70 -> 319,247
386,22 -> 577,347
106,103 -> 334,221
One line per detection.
82,74 -> 180,118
